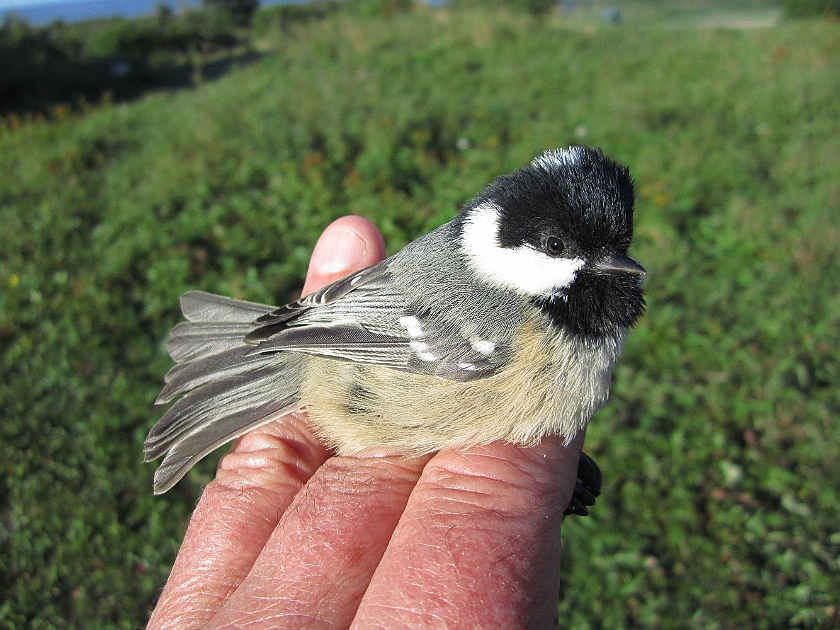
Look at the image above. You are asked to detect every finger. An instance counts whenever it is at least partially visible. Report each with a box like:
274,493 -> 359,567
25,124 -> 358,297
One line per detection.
351,433 -> 585,630
302,215 -> 387,296
147,417 -> 329,630
204,455 -> 431,630
148,216 -> 386,630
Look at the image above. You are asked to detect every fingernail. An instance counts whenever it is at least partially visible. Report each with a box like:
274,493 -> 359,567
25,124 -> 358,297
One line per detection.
310,226 -> 368,275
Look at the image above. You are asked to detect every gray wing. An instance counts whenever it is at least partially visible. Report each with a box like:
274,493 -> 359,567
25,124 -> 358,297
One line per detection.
243,258 -> 509,381
147,255 -> 512,493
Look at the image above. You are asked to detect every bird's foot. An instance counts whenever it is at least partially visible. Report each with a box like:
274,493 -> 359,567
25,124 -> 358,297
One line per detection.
563,451 -> 603,517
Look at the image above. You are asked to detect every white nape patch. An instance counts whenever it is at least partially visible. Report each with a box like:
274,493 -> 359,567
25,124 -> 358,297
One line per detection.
470,339 -> 496,356
532,147 -> 583,172
461,203 -> 585,298
399,315 -> 424,338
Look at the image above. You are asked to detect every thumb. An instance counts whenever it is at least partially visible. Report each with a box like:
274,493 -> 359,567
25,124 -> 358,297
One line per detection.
302,216 -> 387,295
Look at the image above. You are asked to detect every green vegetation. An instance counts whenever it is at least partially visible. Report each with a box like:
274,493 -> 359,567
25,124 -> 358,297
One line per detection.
781,0 -> 840,17
2,2 -> 839,628
0,5 -> 248,116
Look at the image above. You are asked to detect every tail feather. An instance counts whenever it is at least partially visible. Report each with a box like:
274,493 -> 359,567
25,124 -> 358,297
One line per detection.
147,363 -> 280,456
180,290 -> 274,323
157,345 -> 275,404
167,321 -> 255,363
149,376 -> 302,494
150,402 -> 293,494
146,291 -> 303,494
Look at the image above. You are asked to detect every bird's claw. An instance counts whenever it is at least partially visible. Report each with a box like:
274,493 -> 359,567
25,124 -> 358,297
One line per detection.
564,451 -> 603,517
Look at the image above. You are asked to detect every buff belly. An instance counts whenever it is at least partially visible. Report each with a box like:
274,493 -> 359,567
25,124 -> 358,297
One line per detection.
299,323 -> 624,455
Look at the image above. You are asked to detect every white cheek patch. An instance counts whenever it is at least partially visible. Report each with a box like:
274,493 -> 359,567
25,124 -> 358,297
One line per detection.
461,203 -> 585,298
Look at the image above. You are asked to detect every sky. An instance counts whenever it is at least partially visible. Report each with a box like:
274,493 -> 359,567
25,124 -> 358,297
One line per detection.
0,0 -> 308,8
1,0 -> 440,25
0,0 -> 187,24
0,0 -> 185,6
0,0 -> 312,24
0,0 -> 100,8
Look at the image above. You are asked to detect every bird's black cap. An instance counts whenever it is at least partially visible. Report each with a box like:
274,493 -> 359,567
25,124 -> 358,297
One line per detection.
471,147 -> 645,339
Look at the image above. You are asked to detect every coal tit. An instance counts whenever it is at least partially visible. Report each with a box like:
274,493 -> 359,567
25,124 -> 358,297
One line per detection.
145,146 -> 646,497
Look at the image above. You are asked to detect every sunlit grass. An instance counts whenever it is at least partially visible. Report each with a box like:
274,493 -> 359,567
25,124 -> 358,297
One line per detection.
1,5 -> 839,628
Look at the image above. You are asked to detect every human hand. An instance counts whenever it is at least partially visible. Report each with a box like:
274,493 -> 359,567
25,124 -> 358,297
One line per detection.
147,216 -> 585,629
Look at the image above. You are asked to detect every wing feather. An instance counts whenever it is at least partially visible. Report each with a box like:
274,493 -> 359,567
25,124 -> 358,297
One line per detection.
148,234 -> 518,492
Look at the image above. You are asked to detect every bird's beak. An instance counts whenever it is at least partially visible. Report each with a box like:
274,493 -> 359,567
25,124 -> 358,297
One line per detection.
594,254 -> 646,276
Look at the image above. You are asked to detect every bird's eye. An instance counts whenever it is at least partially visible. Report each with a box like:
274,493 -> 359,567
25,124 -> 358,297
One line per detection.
546,237 -> 564,257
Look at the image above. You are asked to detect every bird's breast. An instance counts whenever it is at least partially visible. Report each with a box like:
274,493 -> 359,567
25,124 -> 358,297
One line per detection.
300,317 -> 625,455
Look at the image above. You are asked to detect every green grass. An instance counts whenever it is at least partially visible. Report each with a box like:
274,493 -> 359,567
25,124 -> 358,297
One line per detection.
2,5 -> 839,628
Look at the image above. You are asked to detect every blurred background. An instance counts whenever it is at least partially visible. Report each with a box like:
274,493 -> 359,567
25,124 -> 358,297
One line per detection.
1,0 -> 838,627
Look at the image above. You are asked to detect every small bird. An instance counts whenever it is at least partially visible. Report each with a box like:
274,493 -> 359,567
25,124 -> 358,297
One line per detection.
145,146 -> 646,502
